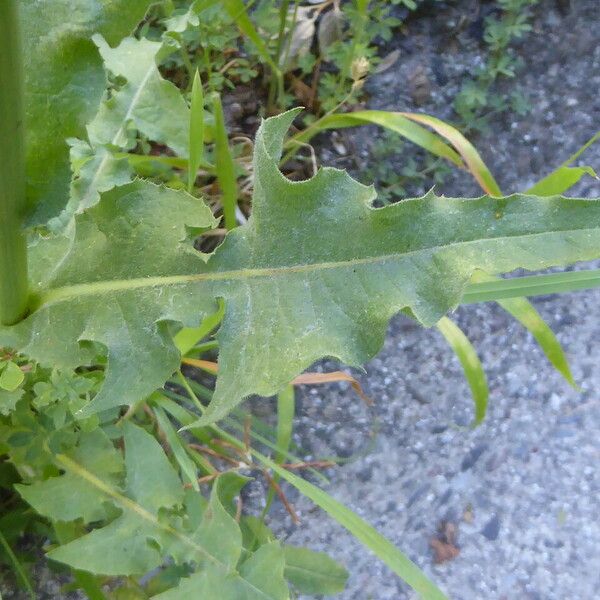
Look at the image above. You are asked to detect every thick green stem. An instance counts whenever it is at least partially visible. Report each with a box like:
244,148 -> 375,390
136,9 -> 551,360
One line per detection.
0,0 -> 28,325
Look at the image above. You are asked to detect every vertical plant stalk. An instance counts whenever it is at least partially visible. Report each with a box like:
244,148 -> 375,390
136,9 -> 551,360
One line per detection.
0,0 -> 29,325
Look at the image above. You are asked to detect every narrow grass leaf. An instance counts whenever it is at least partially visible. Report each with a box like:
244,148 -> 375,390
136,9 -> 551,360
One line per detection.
117,153 -> 189,170
292,110 -> 464,167
258,455 -> 448,600
398,112 -> 502,196
154,405 -> 199,490
212,93 -> 238,230
275,385 -> 295,465
292,372 -> 371,404
470,272 -> 575,386
174,301 -> 224,356
526,131 -> 600,196
462,269 -> 600,303
182,358 -> 219,373
188,70 -> 205,193
526,166 -> 597,196
436,316 -> 488,425
0,527 -> 35,600
564,131 -> 600,164
263,385 -> 296,515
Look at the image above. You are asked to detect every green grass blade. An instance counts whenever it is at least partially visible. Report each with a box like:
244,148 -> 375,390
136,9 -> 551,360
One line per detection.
154,405 -> 200,490
156,390 -> 329,484
0,526 -> 35,599
462,269 -> 600,303
470,272 -> 575,386
526,131 -> 599,195
291,111 -> 464,167
188,70 -> 205,193
174,300 -> 224,356
526,166 -> 597,196
564,131 -> 600,164
436,316 -> 488,425
212,92 -> 238,230
186,340 -> 219,357
398,112 -> 501,196
256,454 -> 448,600
274,385 -> 295,464
289,109 -> 502,196
116,153 -> 190,170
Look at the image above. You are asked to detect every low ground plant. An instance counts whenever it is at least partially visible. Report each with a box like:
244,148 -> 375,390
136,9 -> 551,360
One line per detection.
0,2 -> 599,599
454,0 -> 540,133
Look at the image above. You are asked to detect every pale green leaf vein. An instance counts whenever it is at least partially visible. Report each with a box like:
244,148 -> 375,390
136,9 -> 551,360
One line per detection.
36,227 -> 600,309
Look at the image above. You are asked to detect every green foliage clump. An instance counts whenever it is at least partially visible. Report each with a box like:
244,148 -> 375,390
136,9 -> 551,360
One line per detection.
0,2 -> 599,599
454,0 -> 540,132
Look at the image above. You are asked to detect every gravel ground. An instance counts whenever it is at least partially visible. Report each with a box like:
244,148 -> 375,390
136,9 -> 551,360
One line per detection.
281,290 -> 600,600
275,1 -> 600,599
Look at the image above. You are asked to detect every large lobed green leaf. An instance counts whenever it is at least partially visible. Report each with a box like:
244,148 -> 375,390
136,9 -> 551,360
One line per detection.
195,109 -> 600,423
19,0 -> 154,222
2,110 -> 600,424
17,424 -> 288,598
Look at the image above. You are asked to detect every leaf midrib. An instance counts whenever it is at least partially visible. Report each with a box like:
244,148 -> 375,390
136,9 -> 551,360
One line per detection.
36,226 -> 599,309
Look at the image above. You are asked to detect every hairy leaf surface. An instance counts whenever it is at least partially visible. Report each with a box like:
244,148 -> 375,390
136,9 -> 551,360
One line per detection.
154,542 -> 288,600
0,181 -> 217,415
19,0 -> 154,222
57,35 -> 191,223
196,110 -> 600,423
17,423 -> 288,597
2,111 -> 600,423
16,429 -> 123,524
